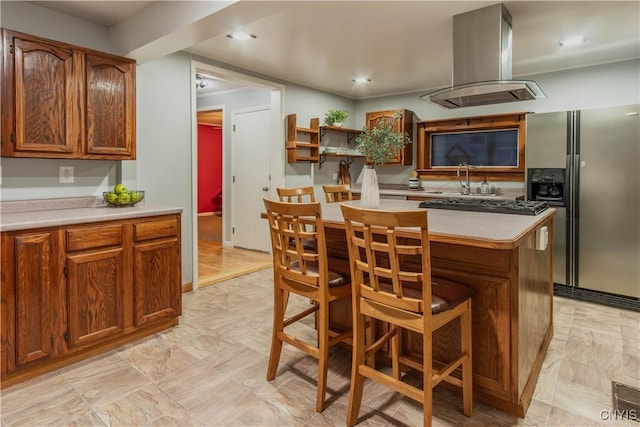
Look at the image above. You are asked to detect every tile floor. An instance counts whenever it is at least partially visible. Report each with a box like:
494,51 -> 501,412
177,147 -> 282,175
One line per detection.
1,268 -> 638,426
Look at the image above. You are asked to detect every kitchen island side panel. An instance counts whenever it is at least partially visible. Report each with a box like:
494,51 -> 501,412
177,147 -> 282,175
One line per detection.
516,216 -> 554,399
324,216 -> 554,417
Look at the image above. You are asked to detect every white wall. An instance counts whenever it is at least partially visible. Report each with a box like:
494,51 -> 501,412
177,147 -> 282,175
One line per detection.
125,52 -> 194,285
283,84 -> 357,200
0,1 -> 110,51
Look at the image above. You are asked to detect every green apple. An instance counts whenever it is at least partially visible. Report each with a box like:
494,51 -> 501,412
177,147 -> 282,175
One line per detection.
118,192 -> 131,205
104,192 -> 118,204
114,183 -> 128,194
129,191 -> 143,204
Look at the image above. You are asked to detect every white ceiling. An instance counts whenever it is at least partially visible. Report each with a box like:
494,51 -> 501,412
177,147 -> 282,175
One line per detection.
27,1 -> 640,100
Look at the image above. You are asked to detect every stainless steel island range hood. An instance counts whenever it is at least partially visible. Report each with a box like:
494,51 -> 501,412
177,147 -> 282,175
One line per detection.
421,3 -> 545,109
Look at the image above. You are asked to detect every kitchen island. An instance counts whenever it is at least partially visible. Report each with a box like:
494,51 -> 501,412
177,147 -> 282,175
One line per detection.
321,199 -> 555,418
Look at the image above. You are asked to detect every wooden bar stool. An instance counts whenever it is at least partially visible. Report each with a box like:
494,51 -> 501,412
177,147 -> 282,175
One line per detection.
341,205 -> 474,426
263,199 -> 352,412
277,186 -> 316,203
322,184 -> 353,203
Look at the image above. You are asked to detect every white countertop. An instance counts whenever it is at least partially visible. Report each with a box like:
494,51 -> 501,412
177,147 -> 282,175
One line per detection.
350,184 -> 524,201
1,198 -> 182,232
320,199 -> 555,249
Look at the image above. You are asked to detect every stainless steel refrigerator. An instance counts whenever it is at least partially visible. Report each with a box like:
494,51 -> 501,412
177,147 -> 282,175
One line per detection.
526,104 -> 640,305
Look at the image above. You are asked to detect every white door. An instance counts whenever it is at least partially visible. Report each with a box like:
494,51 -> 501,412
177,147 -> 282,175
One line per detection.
231,107 -> 271,252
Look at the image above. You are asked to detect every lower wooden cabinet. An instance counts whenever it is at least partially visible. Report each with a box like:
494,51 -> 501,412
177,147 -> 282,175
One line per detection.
1,229 -> 62,372
65,221 -> 127,350
133,216 -> 181,326
0,214 -> 181,385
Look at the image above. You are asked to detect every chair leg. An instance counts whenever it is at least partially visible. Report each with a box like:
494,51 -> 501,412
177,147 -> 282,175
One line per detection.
423,379 -> 433,427
316,300 -> 329,412
391,325 -> 401,380
423,328 -> 433,427
267,286 -> 285,381
461,301 -> 473,417
347,311 -> 366,427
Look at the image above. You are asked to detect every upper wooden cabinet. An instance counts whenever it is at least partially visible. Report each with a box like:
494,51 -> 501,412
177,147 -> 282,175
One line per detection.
1,29 -> 136,160
84,53 -> 136,157
364,109 -> 414,166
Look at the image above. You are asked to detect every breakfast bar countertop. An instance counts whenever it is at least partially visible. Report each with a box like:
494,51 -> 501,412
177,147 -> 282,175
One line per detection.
0,197 -> 183,232
320,199 -> 555,250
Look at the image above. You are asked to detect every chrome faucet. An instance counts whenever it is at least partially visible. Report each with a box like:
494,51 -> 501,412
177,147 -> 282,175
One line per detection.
457,162 -> 471,195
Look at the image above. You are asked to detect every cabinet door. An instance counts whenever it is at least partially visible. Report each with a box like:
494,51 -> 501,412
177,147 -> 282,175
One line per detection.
84,53 -> 136,159
133,238 -> 181,326
1,30 -> 80,157
365,109 -> 413,165
7,232 -> 57,368
66,248 -> 125,348
0,233 -> 11,375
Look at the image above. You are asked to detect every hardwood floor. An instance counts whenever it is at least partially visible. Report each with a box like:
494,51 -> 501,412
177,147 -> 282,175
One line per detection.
198,213 -> 272,288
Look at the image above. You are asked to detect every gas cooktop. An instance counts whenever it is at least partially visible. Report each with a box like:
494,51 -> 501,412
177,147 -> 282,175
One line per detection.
418,198 -> 548,216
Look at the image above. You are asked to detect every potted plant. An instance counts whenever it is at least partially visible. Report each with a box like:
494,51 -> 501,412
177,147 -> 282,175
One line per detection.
324,109 -> 349,127
354,111 -> 411,208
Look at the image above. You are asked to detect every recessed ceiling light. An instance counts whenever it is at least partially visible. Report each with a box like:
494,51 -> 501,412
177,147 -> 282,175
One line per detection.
352,77 -> 371,83
226,30 -> 256,41
559,36 -> 586,47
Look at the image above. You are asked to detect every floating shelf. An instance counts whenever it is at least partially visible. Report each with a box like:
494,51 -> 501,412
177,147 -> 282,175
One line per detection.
319,152 -> 363,169
286,114 -> 319,163
317,125 -> 364,169
319,125 -> 363,143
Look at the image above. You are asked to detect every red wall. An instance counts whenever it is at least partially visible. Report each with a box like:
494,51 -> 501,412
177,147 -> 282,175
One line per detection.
198,125 -> 222,213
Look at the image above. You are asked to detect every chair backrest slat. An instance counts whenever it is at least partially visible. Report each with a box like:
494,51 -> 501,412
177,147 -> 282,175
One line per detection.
277,186 -> 316,203
323,184 -> 353,203
264,199 -> 328,291
341,205 -> 431,314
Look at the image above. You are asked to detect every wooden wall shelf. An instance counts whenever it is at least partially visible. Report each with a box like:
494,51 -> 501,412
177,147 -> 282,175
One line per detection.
286,114 -> 320,163
318,125 -> 364,169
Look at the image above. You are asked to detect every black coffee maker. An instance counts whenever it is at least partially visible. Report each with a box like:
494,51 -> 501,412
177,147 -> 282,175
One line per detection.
527,168 -> 566,206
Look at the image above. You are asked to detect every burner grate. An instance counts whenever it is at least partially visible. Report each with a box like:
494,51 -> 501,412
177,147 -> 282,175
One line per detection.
418,198 -> 548,216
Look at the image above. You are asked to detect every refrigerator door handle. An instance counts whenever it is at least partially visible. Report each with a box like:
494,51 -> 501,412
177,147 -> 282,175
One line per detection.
569,153 -> 580,286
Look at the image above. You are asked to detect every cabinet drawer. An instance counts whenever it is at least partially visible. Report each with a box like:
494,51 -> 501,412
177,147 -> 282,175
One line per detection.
66,224 -> 124,252
134,217 -> 179,242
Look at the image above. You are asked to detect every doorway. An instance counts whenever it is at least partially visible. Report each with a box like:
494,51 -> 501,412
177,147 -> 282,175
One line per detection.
197,108 -> 223,243
197,107 -> 271,287
191,61 -> 285,290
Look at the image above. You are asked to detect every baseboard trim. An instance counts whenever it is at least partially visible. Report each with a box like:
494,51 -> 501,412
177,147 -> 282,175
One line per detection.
553,284 -> 639,312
